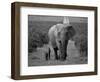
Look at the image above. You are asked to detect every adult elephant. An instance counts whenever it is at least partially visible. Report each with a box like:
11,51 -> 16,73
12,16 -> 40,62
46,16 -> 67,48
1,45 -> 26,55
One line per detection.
48,22 -> 76,61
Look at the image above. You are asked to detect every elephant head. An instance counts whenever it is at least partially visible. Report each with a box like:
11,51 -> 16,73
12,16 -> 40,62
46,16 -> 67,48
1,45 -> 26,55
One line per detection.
56,24 -> 76,60
48,17 -> 76,61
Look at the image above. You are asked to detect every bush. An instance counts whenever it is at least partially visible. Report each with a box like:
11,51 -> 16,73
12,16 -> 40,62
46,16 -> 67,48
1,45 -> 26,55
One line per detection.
28,21 -> 50,53
74,34 -> 88,56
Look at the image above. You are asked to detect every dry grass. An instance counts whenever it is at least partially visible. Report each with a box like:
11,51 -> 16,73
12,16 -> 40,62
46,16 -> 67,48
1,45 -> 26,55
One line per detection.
28,40 -> 87,66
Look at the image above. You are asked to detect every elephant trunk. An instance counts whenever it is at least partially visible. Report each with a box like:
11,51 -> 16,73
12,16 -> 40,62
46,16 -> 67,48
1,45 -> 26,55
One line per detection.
59,40 -> 68,61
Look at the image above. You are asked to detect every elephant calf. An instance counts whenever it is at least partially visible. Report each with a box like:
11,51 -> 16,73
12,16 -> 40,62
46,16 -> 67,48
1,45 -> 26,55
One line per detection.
42,44 -> 51,61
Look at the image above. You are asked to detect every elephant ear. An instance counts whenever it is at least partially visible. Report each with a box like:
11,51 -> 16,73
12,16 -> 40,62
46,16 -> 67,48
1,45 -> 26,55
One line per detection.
67,26 -> 76,39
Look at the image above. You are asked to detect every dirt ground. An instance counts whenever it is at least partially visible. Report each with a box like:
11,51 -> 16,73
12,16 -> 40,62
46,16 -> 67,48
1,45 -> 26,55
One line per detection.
28,40 -> 87,66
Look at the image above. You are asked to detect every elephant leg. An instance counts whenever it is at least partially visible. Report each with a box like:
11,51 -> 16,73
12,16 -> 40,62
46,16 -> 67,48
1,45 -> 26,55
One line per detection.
45,53 -> 49,61
45,47 -> 51,61
48,47 -> 51,60
54,47 -> 59,60
61,53 -> 67,61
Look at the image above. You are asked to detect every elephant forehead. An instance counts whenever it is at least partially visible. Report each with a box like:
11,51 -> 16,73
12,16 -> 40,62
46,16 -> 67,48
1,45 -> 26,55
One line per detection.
55,24 -> 64,32
56,24 -> 63,29
56,24 -> 71,32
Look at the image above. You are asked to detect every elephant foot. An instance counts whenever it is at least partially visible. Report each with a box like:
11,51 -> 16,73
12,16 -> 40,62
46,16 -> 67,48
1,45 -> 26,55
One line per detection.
55,56 -> 59,60
60,54 -> 67,61
45,53 -> 50,61
60,58 -> 66,61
